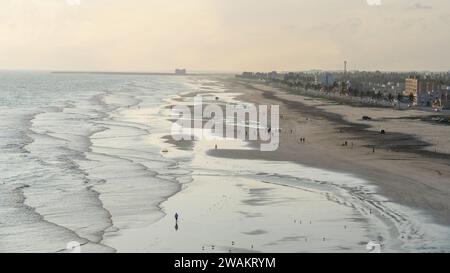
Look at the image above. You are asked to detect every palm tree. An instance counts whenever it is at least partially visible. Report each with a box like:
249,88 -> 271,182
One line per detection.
388,93 -> 394,102
409,93 -> 415,104
376,91 -> 382,101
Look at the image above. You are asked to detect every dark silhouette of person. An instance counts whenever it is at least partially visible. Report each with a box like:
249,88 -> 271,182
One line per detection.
174,213 -> 180,231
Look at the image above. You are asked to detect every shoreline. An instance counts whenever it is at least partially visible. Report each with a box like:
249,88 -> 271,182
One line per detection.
115,88 -> 403,253
97,75 -> 450,252
3,73 -> 447,253
213,78 -> 450,228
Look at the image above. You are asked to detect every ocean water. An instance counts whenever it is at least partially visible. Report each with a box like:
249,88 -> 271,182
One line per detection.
0,72 -> 190,252
0,72 -> 448,253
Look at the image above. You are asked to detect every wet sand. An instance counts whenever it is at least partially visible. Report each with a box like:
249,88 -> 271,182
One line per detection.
105,79 -> 408,253
108,134 -> 398,253
88,76 -> 450,253
217,79 -> 450,227
106,78 -> 450,253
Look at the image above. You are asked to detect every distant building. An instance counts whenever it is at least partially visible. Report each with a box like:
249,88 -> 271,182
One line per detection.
175,69 -> 186,75
321,73 -> 334,87
240,72 -> 254,78
441,87 -> 450,109
268,71 -> 278,80
404,76 -> 441,107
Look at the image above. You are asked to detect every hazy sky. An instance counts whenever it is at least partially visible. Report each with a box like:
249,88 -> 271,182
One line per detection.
1,0 -> 449,72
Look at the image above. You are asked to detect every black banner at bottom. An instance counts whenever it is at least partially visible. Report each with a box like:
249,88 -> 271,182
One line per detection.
1,253 -> 444,272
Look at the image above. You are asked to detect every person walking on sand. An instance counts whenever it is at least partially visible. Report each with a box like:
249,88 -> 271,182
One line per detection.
175,213 -> 179,222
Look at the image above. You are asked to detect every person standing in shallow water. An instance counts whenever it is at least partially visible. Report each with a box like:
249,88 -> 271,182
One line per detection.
174,213 -> 180,231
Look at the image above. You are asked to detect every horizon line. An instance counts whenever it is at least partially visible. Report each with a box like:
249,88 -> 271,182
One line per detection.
1,68 -> 450,74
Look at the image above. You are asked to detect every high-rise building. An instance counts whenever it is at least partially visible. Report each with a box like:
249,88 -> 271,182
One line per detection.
404,76 -> 441,106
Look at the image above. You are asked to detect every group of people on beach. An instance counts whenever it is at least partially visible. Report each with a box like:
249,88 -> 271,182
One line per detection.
342,141 -> 354,148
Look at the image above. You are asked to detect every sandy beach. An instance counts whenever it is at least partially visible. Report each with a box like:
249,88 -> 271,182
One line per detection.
218,78 -> 450,228
1,73 -> 449,253
103,76 -> 450,253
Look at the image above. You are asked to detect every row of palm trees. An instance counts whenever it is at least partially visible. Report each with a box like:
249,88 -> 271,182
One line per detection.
271,77 -> 415,105
238,71 -> 424,105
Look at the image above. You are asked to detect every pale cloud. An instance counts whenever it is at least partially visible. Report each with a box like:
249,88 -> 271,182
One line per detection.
65,0 -> 80,6
0,0 -> 449,72
366,0 -> 382,6
413,2 -> 433,10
